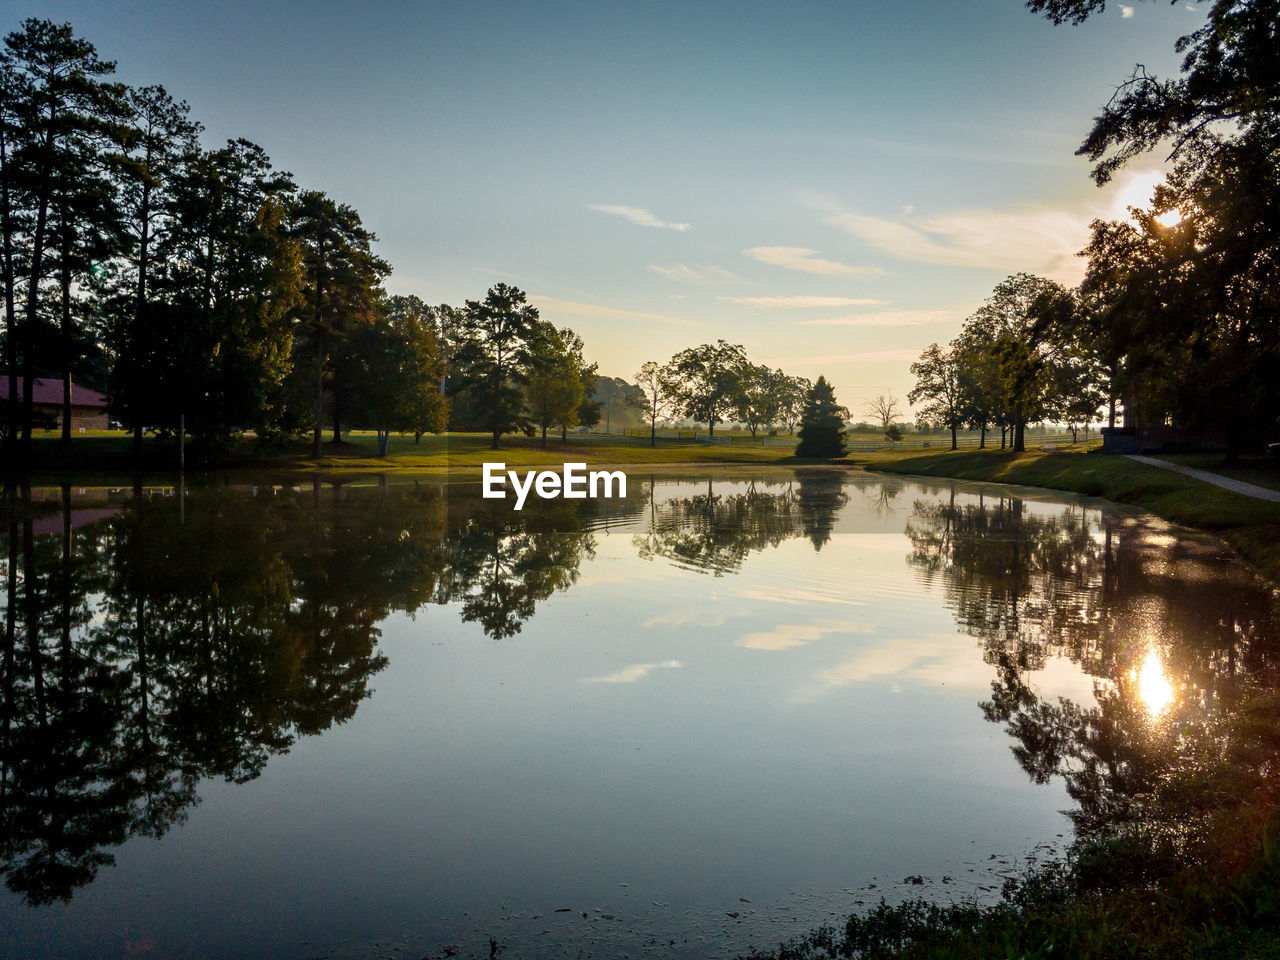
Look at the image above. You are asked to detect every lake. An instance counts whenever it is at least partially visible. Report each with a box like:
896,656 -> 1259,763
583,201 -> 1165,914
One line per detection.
1,469 -> 1277,959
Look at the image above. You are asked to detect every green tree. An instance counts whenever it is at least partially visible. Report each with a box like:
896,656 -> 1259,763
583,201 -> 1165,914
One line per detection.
909,343 -> 965,449
970,273 -> 1076,452
779,374 -> 811,434
734,363 -> 788,438
149,139 -> 302,446
112,83 -> 199,454
349,294 -> 449,456
289,190 -> 389,456
452,282 -> 542,449
2,19 -> 128,458
1028,0 -> 1280,185
526,322 -> 584,447
668,339 -> 747,437
633,359 -> 681,447
795,375 -> 848,458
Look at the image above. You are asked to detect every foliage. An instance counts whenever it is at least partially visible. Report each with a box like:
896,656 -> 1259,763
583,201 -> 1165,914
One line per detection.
908,343 -> 964,448
450,283 -> 544,449
796,376 -> 848,458
668,339 -> 747,436
525,321 -> 584,446
633,359 -> 681,446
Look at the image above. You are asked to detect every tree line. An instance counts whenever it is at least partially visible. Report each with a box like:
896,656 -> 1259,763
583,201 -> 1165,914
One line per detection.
0,18 -> 843,462
911,0 -> 1279,459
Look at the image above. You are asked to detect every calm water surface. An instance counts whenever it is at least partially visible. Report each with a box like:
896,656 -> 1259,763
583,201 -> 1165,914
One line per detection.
1,470 -> 1277,958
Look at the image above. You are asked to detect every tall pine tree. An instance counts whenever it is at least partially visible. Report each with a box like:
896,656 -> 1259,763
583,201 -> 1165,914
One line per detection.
795,375 -> 847,458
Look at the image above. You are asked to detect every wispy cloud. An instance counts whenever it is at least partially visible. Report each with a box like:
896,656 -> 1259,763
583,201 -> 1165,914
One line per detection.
826,208 -> 1087,283
649,263 -> 746,285
819,167 -> 1168,285
644,609 -> 728,629
794,309 -> 964,327
744,246 -> 884,277
584,660 -> 684,684
761,347 -> 922,366
1120,4 -> 1135,17
737,619 -> 869,651
588,204 -> 691,231
531,295 -> 691,326
718,295 -> 885,308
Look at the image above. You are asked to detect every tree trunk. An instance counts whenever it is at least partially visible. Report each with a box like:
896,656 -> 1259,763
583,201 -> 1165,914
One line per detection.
950,426 -> 957,450
377,430 -> 389,457
979,426 -> 986,449
311,339 -> 324,459
491,429 -> 500,450
59,214 -> 72,444
22,122 -> 55,459
1,111 -> 18,460
541,425 -> 547,448
651,421 -> 656,448
332,377 -> 343,443
1013,419 -> 1025,453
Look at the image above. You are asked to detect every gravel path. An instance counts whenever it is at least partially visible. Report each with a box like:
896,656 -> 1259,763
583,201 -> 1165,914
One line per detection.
1126,455 -> 1280,503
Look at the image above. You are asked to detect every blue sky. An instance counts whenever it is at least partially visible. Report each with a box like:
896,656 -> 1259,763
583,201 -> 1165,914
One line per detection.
11,0 -> 1201,415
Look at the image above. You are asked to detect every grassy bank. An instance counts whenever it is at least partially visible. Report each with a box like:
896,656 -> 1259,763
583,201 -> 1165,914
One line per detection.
6,430 -> 798,485
850,443 -> 1280,586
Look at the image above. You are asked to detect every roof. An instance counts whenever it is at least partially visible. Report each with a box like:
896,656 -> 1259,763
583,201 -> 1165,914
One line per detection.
2,376 -> 109,409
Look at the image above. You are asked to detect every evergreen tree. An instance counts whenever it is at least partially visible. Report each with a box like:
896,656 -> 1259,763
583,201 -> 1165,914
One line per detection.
795,375 -> 847,458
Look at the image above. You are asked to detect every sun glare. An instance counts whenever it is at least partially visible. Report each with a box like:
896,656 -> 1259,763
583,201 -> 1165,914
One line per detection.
1155,209 -> 1182,228
1134,648 -> 1175,717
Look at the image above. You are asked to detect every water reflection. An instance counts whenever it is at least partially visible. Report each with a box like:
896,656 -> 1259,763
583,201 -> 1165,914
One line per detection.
0,479 -> 617,905
903,487 -> 1280,846
633,471 -> 850,574
1,472 -> 1278,931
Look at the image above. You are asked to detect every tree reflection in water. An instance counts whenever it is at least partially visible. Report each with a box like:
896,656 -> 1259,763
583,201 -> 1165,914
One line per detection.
904,488 -> 1280,857
4,474 -> 1279,909
0,479 -> 606,905
633,470 -> 850,573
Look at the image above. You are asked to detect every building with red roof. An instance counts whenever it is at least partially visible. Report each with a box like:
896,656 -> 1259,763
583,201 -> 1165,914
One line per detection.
2,376 -> 110,431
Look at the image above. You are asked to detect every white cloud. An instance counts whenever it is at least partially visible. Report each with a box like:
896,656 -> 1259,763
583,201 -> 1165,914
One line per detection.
718,295 -> 885,308
817,633 -> 992,691
815,167 -> 1169,286
530,295 -> 691,326
737,618 -> 869,651
584,660 -> 684,684
744,246 -> 884,276
648,263 -> 746,285
644,609 -> 727,629
588,204 -> 691,231
826,208 -> 1086,282
794,309 -> 964,327
1120,4 -> 1135,16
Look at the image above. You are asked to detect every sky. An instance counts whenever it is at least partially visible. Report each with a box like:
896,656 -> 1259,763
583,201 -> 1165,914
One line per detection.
10,0 -> 1203,417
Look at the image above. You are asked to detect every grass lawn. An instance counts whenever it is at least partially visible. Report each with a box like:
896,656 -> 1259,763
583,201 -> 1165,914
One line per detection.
7,429 -> 800,485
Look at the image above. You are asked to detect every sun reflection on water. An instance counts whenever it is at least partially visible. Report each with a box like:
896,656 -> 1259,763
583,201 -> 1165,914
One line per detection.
1134,648 -> 1175,717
